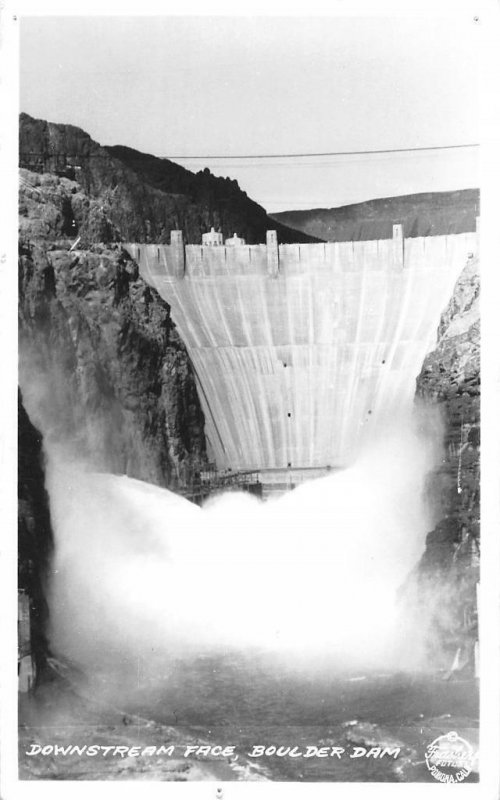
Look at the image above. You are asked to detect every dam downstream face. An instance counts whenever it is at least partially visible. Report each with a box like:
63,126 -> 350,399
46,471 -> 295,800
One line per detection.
125,227 -> 477,477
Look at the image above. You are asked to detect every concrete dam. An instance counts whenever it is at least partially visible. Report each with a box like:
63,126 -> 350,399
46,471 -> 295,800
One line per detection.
125,224 -> 478,491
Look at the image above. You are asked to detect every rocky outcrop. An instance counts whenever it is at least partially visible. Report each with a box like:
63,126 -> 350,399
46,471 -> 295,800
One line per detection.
19,169 -> 206,488
403,257 -> 480,669
18,391 -> 54,677
19,113 -> 320,245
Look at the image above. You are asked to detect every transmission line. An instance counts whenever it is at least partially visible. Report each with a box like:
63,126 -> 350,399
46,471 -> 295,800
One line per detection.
164,143 -> 479,160
20,142 -> 479,162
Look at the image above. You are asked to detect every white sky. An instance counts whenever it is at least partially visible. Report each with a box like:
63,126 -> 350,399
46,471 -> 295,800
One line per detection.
20,14 -> 480,212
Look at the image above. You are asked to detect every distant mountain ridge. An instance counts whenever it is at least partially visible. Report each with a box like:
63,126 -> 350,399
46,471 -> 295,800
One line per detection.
19,113 -> 319,245
270,189 -> 479,242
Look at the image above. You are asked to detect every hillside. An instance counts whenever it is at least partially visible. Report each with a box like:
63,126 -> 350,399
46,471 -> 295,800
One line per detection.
271,189 -> 479,242
19,113 -> 319,245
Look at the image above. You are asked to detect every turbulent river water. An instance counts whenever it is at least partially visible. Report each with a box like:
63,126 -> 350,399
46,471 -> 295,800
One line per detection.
26,411 -> 478,783
19,647 -> 479,782
91,652 -> 478,782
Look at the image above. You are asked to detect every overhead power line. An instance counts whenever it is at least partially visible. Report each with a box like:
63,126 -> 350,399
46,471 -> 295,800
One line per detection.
163,143 -> 479,160
20,142 -> 479,163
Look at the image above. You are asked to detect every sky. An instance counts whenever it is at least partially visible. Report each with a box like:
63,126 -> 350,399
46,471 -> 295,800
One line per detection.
19,14 -> 480,212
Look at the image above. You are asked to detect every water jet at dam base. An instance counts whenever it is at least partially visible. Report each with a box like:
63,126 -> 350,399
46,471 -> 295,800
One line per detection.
47,407 -> 440,667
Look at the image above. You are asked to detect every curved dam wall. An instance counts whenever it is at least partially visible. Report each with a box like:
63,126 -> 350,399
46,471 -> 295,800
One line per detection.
124,226 -> 478,475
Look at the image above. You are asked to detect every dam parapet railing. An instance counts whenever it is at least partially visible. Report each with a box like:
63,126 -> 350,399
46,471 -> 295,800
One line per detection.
124,222 -> 479,282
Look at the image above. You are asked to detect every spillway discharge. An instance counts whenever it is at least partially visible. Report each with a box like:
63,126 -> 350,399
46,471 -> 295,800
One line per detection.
43,403 -> 442,680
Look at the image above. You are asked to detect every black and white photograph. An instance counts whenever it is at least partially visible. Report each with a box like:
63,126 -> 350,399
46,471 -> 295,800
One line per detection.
1,2 -> 500,797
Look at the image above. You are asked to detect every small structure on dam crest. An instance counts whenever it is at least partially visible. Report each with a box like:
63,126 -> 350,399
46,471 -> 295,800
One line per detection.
125,223 -> 478,494
202,227 -> 224,247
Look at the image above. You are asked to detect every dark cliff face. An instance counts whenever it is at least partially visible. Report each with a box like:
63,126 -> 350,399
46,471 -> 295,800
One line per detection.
402,257 -> 480,668
18,392 -> 54,676
19,169 -> 206,489
19,113 -> 320,245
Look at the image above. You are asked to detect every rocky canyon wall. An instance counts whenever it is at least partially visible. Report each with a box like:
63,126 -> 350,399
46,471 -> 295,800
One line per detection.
19,169 -> 206,488
401,257 -> 480,669
18,391 -> 54,678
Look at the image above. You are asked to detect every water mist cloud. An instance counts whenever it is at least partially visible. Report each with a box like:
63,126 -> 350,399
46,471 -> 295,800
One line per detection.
45,405 -> 442,678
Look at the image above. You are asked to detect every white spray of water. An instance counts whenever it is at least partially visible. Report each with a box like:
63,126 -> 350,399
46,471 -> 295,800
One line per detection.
46,405 -> 442,676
